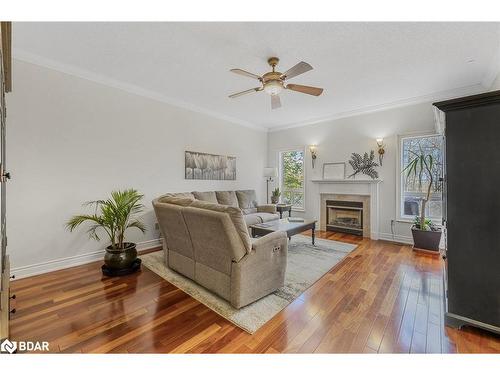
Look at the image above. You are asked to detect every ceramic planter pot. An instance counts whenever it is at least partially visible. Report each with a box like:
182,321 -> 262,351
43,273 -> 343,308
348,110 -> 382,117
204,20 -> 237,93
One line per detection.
271,196 -> 279,204
104,242 -> 137,270
411,226 -> 442,251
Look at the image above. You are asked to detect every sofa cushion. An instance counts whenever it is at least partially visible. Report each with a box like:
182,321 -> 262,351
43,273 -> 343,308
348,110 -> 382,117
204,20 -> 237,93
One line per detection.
256,212 -> 280,223
244,213 -> 262,227
192,191 -> 218,203
215,191 -> 239,207
160,192 -> 195,200
156,196 -> 195,206
189,200 -> 251,254
236,190 -> 258,210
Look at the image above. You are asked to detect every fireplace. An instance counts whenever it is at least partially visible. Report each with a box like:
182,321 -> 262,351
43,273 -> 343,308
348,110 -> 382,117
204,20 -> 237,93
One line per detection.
316,181 -> 380,239
326,200 -> 363,236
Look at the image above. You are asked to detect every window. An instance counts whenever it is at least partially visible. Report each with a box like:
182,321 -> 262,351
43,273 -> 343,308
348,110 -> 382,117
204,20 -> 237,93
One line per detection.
399,134 -> 443,221
279,149 -> 305,210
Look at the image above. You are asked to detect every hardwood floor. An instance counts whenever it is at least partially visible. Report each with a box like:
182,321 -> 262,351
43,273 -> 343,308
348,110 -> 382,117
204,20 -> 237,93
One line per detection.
10,231 -> 500,353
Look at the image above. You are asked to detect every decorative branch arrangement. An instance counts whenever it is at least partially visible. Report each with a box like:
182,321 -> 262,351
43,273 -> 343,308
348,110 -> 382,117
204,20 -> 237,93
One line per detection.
403,150 -> 436,231
348,150 -> 379,179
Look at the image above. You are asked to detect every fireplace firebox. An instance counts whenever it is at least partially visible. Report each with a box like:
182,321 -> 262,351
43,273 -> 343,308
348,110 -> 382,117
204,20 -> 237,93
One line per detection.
326,200 -> 363,236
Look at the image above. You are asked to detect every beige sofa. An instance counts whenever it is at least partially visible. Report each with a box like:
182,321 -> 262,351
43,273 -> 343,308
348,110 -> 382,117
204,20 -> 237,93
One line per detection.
188,190 -> 280,227
152,192 -> 288,308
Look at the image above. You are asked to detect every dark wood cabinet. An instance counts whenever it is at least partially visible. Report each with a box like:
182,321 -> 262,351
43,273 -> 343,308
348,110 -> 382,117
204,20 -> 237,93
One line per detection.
434,91 -> 500,334
0,22 -> 11,341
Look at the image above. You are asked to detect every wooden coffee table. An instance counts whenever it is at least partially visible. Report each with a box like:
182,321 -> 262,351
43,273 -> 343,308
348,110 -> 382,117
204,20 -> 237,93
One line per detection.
250,218 -> 317,245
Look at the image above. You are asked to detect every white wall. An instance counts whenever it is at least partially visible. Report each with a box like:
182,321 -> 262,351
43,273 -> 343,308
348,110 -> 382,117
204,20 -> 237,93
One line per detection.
7,60 -> 267,276
490,72 -> 500,90
267,102 -> 437,242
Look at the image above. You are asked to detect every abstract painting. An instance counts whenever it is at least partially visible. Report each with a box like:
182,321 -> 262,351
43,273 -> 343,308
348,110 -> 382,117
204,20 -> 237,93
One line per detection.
185,151 -> 236,180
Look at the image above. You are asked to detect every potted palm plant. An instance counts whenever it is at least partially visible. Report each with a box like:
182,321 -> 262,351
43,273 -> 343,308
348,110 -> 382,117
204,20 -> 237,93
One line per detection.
66,189 -> 146,275
271,187 -> 281,204
403,151 -> 442,251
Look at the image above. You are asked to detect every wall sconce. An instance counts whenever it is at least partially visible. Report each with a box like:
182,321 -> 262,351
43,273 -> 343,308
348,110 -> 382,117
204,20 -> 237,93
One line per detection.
376,138 -> 385,166
309,145 -> 317,168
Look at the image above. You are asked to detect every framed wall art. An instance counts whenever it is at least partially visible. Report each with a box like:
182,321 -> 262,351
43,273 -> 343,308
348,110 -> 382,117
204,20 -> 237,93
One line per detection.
322,162 -> 345,180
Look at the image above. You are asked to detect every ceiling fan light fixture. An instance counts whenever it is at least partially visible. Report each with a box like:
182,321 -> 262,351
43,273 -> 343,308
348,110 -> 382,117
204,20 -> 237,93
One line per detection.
228,57 -> 323,109
263,80 -> 283,96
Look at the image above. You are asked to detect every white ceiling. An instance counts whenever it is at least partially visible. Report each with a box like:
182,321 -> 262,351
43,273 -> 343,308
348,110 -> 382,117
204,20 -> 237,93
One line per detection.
12,22 -> 500,130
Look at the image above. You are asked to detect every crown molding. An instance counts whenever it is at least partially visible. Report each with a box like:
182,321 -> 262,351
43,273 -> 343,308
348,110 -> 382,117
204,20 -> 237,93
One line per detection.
267,84 -> 485,132
13,49 -> 268,132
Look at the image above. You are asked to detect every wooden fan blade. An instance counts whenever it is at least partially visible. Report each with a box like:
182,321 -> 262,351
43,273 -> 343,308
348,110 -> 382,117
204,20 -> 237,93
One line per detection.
271,94 -> 281,110
228,87 -> 261,98
281,61 -> 313,80
230,68 -> 262,80
286,83 -> 323,96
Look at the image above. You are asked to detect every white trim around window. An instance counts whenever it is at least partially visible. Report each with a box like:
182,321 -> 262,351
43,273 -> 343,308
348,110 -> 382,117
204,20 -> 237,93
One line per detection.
276,146 -> 306,211
396,131 -> 444,223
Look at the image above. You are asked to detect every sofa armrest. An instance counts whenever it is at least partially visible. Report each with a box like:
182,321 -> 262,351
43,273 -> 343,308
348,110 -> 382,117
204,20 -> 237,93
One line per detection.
257,204 -> 277,214
250,231 -> 287,252
230,231 -> 288,308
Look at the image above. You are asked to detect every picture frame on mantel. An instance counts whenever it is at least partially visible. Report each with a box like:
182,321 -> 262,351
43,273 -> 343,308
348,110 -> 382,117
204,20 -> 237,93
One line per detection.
322,162 -> 346,180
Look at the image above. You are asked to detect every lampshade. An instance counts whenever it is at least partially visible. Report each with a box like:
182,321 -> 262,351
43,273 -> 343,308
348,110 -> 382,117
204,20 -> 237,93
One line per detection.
263,167 -> 277,178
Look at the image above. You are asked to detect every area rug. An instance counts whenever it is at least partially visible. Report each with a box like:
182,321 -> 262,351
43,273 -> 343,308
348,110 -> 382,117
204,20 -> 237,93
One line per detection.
141,235 -> 357,334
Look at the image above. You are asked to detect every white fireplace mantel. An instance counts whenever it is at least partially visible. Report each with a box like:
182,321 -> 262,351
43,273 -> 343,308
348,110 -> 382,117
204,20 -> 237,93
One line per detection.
311,179 -> 382,240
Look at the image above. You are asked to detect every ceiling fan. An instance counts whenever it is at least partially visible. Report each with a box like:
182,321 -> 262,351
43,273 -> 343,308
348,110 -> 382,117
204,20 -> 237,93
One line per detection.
229,57 -> 324,110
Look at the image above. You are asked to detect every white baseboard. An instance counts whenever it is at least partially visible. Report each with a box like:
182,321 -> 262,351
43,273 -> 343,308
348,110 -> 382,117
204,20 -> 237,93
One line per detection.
11,238 -> 163,280
378,232 -> 414,245
378,232 -> 445,250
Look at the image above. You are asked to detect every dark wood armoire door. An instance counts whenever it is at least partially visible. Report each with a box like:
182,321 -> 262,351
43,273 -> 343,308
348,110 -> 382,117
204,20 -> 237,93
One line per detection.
0,21 -> 11,341
435,91 -> 500,333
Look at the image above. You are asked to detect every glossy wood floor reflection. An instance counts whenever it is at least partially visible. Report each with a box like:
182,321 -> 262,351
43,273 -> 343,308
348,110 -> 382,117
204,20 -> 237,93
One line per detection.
10,231 -> 500,353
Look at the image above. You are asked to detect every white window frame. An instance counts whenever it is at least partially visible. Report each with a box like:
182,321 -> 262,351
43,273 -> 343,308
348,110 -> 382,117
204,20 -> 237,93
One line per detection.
396,132 -> 443,223
277,147 -> 306,211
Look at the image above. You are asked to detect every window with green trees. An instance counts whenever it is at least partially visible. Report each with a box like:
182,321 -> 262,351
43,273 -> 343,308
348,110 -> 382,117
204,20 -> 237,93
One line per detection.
279,149 -> 305,209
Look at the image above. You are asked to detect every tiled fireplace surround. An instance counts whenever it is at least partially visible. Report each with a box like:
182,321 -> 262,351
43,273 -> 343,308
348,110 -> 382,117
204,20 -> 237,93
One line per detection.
313,179 -> 382,239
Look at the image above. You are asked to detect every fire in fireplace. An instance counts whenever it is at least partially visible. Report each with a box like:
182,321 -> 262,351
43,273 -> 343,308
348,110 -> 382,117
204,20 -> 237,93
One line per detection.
326,200 -> 363,236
